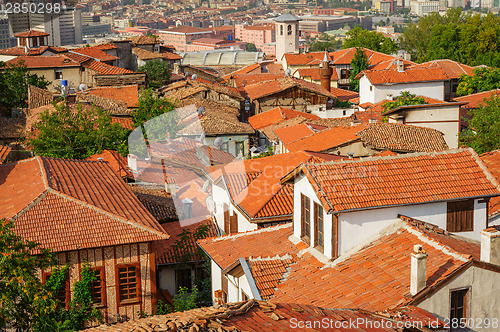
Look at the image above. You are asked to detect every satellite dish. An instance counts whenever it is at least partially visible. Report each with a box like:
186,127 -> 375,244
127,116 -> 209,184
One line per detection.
192,74 -> 198,80
78,83 -> 88,91
198,106 -> 205,115
213,137 -> 223,148
285,68 -> 292,76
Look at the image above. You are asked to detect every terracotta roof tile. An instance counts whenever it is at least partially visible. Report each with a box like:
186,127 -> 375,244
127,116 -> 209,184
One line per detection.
6,55 -> 80,68
71,47 -> 119,62
14,30 -> 49,37
85,149 -> 132,178
248,256 -> 295,299
302,149 -> 500,213
480,150 -> 500,218
129,35 -> 159,45
84,85 -> 139,108
454,89 -> 500,109
132,47 -> 169,60
283,52 -> 328,66
111,116 -> 134,129
295,67 -> 339,81
0,117 -> 25,139
273,122 -> 328,145
358,66 -> 450,85
0,157 -> 168,252
412,59 -> 474,79
356,123 -> 449,153
285,125 -> 364,152
82,58 -> 134,75
248,106 -> 320,130
129,184 -> 178,223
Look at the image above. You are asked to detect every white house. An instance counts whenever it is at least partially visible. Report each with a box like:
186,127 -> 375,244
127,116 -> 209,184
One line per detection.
357,64 -> 449,105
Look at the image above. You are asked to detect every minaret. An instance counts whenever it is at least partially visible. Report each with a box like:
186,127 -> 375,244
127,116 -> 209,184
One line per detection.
274,13 -> 301,62
318,51 -> 333,92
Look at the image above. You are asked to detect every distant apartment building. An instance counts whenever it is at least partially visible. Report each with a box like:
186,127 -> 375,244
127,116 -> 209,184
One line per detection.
158,26 -> 214,52
0,15 -> 10,50
299,15 -> 366,33
235,24 -> 275,51
185,38 -> 245,52
410,0 -> 440,15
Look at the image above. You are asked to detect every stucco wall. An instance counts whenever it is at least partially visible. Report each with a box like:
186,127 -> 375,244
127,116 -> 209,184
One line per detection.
418,265 -> 500,332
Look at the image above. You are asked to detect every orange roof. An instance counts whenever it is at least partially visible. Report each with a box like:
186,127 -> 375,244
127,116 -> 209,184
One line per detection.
85,149 -> 132,178
285,125 -> 363,152
301,149 -> 500,213
358,66 -> 450,85
412,59 -> 474,79
480,150 -> 500,218
155,218 -> 217,264
245,25 -> 274,31
6,55 -> 80,68
82,58 -> 134,75
71,47 -> 119,62
14,30 -> 49,38
0,157 -> 167,253
248,106 -> 320,130
273,123 -> 328,145
283,52 -> 328,66
295,67 -> 339,81
330,47 -> 410,66
231,73 -> 283,92
199,221 -> 478,311
86,85 -> 139,108
162,26 -> 212,34
247,256 -> 295,299
223,63 -> 261,79
0,145 -> 12,164
454,89 -> 500,109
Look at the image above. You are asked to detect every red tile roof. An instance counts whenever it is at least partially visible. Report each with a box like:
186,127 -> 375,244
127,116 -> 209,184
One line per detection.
71,47 -> 119,62
85,149 -> 132,178
247,256 -> 295,299
0,145 -> 11,164
273,123 -> 328,145
200,220 -> 478,312
14,30 -> 49,38
294,67 -> 339,81
412,59 -> 474,79
358,66 -> 450,85
285,125 -> 364,152
6,55 -> 80,68
248,106 -> 320,130
480,150 -> 500,218
454,89 -> 500,109
300,149 -> 500,213
82,58 -> 134,75
162,26 -> 212,34
85,85 -> 139,108
330,48 -> 413,67
283,52 -> 328,66
0,157 -> 168,252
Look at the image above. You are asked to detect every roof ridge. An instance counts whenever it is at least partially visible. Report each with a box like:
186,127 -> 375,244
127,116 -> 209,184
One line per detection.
404,224 -> 471,262
35,156 -> 49,190
208,223 -> 291,242
10,190 -> 49,221
48,189 -> 168,240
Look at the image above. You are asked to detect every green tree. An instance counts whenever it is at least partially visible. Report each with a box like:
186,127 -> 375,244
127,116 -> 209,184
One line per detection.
383,91 -> 427,111
26,102 -> 129,159
0,219 -> 59,331
459,96 -> 500,154
0,61 -> 49,116
456,67 -> 500,97
138,59 -> 171,89
343,27 -> 398,54
245,43 -> 257,52
349,47 -> 370,92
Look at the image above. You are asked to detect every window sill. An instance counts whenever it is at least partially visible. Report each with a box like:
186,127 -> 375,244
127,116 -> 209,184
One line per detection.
119,299 -> 141,306
301,236 -> 310,246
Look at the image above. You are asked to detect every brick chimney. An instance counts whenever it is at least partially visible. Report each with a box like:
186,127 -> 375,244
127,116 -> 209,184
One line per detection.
481,226 -> 500,265
410,244 -> 427,296
319,51 -> 333,93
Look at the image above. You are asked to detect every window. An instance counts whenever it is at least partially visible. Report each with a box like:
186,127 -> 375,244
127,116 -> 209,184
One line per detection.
19,38 -> 26,46
280,25 -> 283,35
229,214 -> 238,234
235,141 -> 244,157
54,69 -> 63,80
220,142 -> 229,153
370,85 -> 373,91
447,200 -> 474,232
221,274 -> 228,304
340,69 -> 350,79
314,203 -> 324,250
91,268 -> 105,306
176,268 -> 192,291
43,272 -> 70,308
287,25 -> 292,35
332,214 -> 338,259
241,290 -> 249,301
301,194 -> 310,243
450,288 -> 470,323
117,264 -> 140,304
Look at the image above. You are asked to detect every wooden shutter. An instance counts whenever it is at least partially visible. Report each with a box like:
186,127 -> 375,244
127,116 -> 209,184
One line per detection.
332,214 -> 338,259
223,204 -> 230,234
230,214 -> 238,234
300,194 -> 305,238
221,274 -> 228,303
447,200 -> 474,232
314,203 -> 324,250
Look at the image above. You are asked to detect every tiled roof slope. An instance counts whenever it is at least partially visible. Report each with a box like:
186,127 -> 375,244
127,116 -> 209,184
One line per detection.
356,123 -> 449,153
301,149 -> 500,213
0,157 -> 168,252
6,55 -> 80,68
285,125 -> 364,152
273,123 -> 328,145
132,47 -> 168,60
480,150 -> 500,218
85,149 -> 132,178
412,59 -> 474,79
83,85 -> 139,108
71,47 -> 119,62
358,66 -> 449,85
155,218 -> 217,264
200,221 -> 478,312
248,106 -> 319,130
248,256 -> 295,299
85,300 -> 442,331
294,67 -> 339,81
454,89 -> 500,109
82,58 -> 134,75
15,30 -> 49,37
129,184 -> 178,223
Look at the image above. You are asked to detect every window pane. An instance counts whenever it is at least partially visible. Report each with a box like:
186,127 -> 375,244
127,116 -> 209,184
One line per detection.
118,265 -> 138,302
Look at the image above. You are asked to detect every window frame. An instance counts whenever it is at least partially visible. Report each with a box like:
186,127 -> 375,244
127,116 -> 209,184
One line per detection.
449,287 -> 470,323
115,263 -> 141,306
175,267 -> 193,292
314,202 -> 324,251
43,271 -> 70,309
54,68 -> 63,80
301,194 -> 311,244
90,267 -> 106,307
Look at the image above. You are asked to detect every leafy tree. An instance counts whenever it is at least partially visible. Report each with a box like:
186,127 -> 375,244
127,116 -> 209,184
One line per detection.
138,59 -> 171,89
0,61 -> 50,116
0,219 -> 58,331
343,27 -> 398,54
245,43 -> 257,52
26,102 -> 130,159
349,47 -> 370,92
456,67 -> 500,97
459,96 -> 500,154
383,91 -> 427,111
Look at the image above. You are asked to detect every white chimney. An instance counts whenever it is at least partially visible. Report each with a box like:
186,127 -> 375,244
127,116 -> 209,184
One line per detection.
164,180 -> 177,198
397,59 -> 404,73
410,244 -> 427,296
480,227 -> 500,265
127,154 -> 137,172
182,198 -> 193,219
